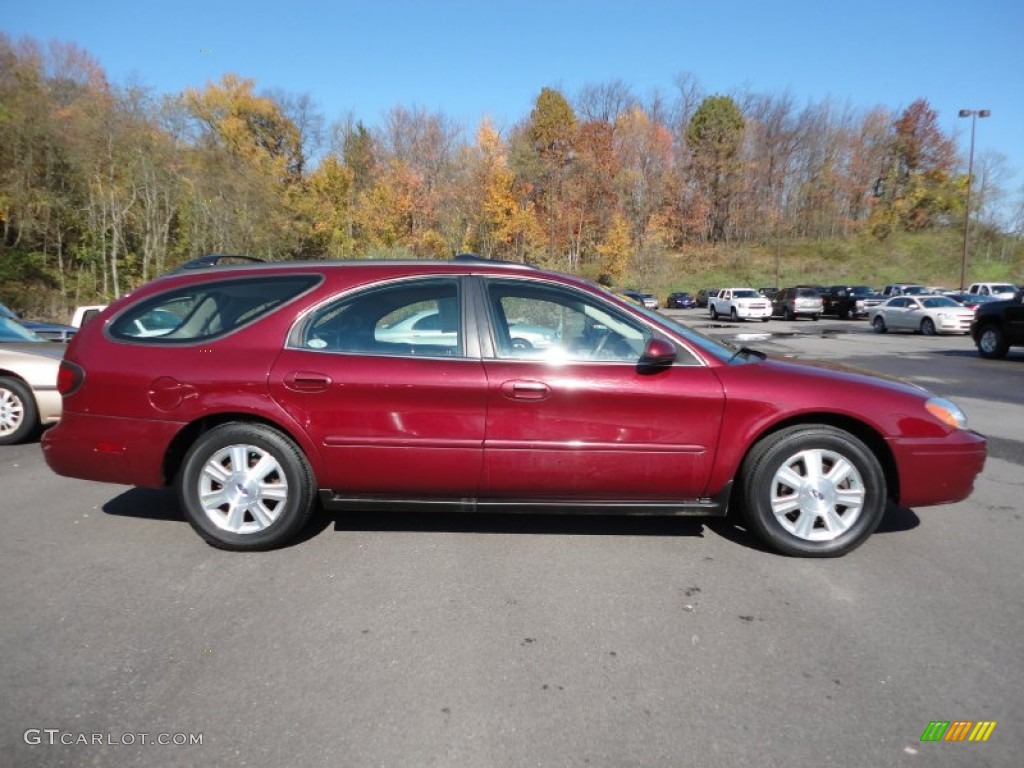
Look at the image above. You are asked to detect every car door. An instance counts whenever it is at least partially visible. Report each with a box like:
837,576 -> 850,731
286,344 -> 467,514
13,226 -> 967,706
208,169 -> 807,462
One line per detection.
269,277 -> 487,495
476,277 -> 724,500
883,297 -> 909,329
899,297 -> 927,330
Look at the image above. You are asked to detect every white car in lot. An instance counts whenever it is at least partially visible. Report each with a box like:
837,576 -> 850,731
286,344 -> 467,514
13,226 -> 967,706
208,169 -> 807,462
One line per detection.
708,288 -> 772,321
967,282 -> 1019,301
377,309 -> 558,349
869,295 -> 975,336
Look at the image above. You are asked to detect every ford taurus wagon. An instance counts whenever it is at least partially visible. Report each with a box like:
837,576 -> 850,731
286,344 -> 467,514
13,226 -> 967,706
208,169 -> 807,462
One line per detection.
42,256 -> 986,557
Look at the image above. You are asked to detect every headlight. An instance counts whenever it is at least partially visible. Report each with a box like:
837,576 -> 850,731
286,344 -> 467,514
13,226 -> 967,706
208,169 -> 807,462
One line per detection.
925,397 -> 968,430
937,312 -> 951,320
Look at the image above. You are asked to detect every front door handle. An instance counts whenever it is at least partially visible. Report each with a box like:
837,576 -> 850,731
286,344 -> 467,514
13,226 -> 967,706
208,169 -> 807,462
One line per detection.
500,380 -> 550,401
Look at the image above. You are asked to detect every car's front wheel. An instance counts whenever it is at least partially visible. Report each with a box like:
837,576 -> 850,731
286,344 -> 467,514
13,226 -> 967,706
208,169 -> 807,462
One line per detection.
0,377 -> 39,446
976,324 -> 1009,359
921,318 -> 936,336
872,316 -> 887,333
177,423 -> 316,551
738,425 -> 887,557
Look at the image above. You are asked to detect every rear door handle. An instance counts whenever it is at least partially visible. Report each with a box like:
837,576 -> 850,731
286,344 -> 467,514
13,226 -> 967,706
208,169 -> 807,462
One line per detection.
283,371 -> 332,393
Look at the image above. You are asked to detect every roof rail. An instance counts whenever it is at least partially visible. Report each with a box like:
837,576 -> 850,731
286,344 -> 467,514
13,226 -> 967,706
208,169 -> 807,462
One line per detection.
451,253 -> 537,269
169,253 -> 266,274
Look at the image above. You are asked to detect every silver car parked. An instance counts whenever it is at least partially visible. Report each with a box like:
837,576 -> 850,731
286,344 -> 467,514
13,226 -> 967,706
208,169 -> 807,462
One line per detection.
0,317 -> 65,444
869,295 -> 975,336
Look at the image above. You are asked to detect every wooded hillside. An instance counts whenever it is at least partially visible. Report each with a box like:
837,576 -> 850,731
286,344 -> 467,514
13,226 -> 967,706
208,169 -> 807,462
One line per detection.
1,35 -> 1021,320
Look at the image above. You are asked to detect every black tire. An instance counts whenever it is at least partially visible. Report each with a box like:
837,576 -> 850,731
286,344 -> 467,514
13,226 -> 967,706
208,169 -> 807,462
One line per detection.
844,307 -> 856,320
0,376 -> 40,446
872,316 -> 887,333
761,317 -> 770,322
177,422 -> 316,551
921,318 -> 936,336
785,307 -> 794,321
710,306 -> 718,320
730,307 -> 739,322
737,425 -> 887,557
811,314 -> 820,321
975,324 -> 1009,359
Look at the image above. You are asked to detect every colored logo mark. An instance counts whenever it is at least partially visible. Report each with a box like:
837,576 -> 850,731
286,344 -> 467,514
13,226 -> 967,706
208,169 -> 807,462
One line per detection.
920,721 -> 997,742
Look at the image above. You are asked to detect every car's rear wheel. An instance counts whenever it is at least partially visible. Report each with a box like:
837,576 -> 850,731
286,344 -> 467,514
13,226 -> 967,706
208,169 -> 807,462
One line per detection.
177,423 -> 316,551
921,318 -> 936,336
976,324 -> 1008,359
0,377 -> 39,446
872,316 -> 887,333
738,425 -> 887,557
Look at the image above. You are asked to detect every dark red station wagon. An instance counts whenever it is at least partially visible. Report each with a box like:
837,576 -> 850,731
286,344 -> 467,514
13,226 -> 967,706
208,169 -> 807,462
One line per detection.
42,256 -> 986,557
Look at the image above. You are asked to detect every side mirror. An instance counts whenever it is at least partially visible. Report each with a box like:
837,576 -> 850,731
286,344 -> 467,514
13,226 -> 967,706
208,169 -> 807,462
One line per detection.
640,337 -> 677,367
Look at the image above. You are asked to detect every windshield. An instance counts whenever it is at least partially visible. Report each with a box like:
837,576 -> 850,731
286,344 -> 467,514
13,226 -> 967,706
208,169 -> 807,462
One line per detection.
0,316 -> 46,342
733,289 -> 760,298
849,286 -> 874,296
902,286 -> 930,295
920,296 -> 959,309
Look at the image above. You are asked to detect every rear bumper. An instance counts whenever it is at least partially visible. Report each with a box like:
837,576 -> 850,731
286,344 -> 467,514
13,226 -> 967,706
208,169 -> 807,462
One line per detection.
888,429 -> 987,507
42,411 -> 183,488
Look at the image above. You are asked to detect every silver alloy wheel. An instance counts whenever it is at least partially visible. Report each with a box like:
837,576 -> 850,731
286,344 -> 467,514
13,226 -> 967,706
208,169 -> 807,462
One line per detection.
768,447 -> 866,542
979,328 -> 1000,355
0,386 -> 25,437
196,443 -> 289,534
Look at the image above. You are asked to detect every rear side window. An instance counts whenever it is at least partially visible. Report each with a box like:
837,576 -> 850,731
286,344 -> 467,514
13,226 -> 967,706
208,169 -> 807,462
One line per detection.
109,275 -> 320,343
296,278 -> 463,358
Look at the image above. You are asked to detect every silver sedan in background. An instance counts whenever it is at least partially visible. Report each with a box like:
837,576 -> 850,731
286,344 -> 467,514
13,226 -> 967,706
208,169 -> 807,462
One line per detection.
868,294 -> 975,335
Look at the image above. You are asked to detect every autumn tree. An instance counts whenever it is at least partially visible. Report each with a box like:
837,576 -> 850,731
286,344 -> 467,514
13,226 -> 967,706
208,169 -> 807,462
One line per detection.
512,88 -> 579,267
870,99 -> 958,234
686,95 -> 745,243
182,74 -> 305,258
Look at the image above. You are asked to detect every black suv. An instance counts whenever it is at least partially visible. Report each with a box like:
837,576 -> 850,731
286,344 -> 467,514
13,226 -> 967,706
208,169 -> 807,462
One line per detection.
824,285 -> 884,319
971,289 -> 1024,359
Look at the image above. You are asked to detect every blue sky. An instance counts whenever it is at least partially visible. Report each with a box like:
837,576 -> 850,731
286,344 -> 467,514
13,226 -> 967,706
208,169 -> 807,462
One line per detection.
5,0 -> 1023,204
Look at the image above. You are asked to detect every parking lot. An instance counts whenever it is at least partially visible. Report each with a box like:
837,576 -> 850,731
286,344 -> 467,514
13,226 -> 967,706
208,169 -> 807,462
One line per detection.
2,315 -> 1021,768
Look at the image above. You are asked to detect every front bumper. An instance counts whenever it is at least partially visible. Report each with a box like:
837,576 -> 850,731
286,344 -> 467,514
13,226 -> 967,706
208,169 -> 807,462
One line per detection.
888,429 -> 987,507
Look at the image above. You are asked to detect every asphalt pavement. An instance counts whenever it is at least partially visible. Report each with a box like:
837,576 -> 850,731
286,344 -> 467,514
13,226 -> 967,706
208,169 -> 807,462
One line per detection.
2,314 -> 1021,768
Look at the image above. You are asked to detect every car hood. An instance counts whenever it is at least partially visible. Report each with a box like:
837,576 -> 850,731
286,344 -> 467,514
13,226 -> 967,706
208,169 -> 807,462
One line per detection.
755,356 -> 926,395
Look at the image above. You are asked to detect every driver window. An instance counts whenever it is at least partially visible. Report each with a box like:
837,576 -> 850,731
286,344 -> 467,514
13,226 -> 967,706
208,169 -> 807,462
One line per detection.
486,280 -> 649,362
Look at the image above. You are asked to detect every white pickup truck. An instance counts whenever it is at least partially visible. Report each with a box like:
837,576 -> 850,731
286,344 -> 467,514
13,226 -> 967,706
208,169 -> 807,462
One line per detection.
967,282 -> 1019,300
709,288 -> 772,322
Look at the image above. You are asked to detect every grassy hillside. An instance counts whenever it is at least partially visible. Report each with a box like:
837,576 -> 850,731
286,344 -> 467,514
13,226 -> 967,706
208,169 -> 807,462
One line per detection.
650,228 -> 1024,298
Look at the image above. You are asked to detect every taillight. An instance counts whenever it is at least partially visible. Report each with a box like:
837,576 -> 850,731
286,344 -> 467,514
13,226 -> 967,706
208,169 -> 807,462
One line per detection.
57,360 -> 85,396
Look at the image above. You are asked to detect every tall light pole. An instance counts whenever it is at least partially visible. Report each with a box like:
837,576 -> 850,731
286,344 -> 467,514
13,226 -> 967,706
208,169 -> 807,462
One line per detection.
958,108 -> 990,290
